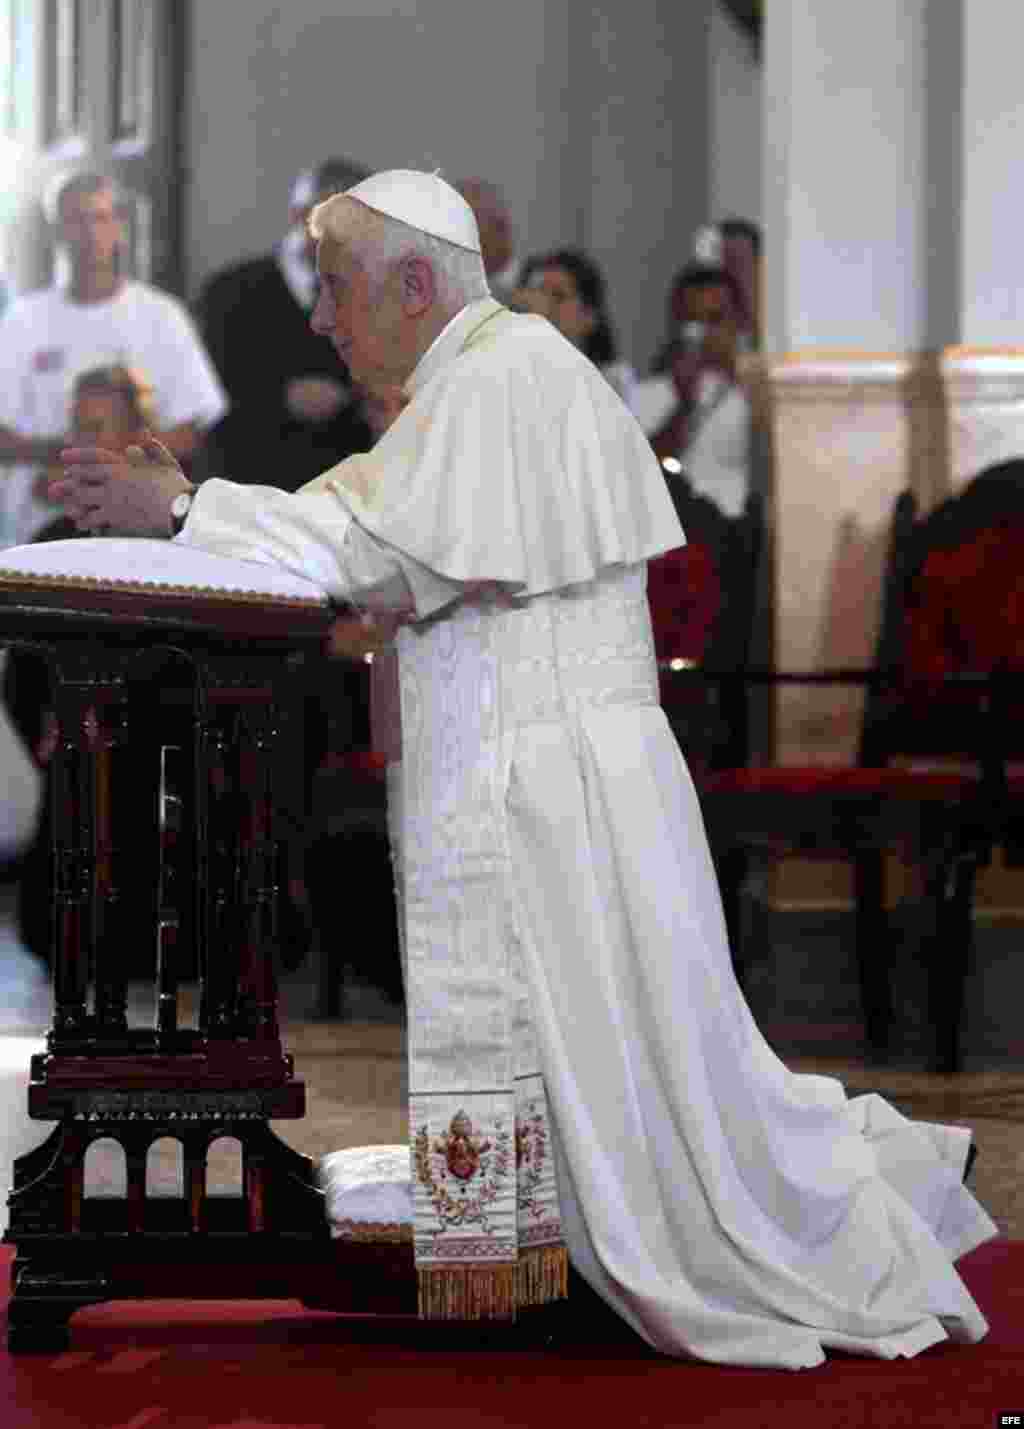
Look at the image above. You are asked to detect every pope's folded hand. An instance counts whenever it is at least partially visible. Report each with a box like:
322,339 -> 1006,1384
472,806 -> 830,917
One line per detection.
52,434 -> 191,537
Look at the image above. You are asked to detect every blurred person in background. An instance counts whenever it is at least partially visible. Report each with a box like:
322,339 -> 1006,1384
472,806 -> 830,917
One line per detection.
197,157 -> 374,490
650,260 -> 752,519
455,178 -> 520,302
34,362 -> 157,541
512,248 -> 641,416
719,217 -> 762,351
0,171 -> 227,549
693,217 -> 762,351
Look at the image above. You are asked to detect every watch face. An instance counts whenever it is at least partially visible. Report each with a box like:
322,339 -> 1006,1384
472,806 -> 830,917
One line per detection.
171,492 -> 192,517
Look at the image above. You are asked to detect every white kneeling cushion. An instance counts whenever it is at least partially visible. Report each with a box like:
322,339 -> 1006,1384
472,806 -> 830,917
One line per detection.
0,538 -> 328,605
319,1144 -> 413,1242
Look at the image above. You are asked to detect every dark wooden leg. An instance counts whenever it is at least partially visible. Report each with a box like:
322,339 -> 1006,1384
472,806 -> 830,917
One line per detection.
926,854 -> 977,1075
304,833 -> 349,1021
716,847 -> 750,990
853,850 -> 892,1061
7,1258 -> 111,1353
236,704 -> 280,1043
155,742 -> 183,1044
93,707 -> 131,1039
318,927 -> 347,1021
5,1123 -> 109,1353
198,707 -> 237,1038
49,694 -> 95,1044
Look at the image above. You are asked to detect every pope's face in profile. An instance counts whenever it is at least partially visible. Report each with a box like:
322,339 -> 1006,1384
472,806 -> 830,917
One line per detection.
312,238 -> 410,390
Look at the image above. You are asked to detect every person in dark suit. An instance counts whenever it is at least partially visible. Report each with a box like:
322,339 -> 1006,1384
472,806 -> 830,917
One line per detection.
196,157 -> 374,490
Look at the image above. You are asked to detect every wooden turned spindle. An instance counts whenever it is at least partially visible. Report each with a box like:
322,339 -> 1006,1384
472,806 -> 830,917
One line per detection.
93,703 -> 130,1039
200,708 -> 237,1040
50,700 -> 96,1044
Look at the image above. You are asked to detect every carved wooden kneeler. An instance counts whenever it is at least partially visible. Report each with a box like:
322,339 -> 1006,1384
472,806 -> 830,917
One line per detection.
0,552 -> 413,1353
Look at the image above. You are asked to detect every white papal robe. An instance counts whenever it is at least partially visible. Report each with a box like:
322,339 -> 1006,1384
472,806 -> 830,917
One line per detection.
180,297 -> 997,1368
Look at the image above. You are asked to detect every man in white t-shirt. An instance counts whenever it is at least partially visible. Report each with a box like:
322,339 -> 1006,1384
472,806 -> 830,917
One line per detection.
0,171 -> 227,548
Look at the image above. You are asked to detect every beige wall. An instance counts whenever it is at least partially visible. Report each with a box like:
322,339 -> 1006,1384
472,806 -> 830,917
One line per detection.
768,347 -> 1024,764
766,346 -> 1024,912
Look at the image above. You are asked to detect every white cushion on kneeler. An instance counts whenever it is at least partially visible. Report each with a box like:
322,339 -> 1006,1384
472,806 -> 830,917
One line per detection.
318,1144 -> 412,1240
0,537 -> 327,604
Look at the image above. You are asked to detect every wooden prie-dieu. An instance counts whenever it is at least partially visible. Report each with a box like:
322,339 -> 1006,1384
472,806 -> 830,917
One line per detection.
0,543 -> 412,1352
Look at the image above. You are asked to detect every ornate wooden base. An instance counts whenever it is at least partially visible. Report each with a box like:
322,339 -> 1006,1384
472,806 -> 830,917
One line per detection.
4,1104 -> 400,1353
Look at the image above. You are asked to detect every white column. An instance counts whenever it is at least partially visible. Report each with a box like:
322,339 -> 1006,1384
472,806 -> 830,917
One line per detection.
960,2 -> 1024,346
763,1 -> 930,354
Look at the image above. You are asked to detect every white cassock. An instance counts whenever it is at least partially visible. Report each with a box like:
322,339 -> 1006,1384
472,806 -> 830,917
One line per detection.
180,297 -> 997,1368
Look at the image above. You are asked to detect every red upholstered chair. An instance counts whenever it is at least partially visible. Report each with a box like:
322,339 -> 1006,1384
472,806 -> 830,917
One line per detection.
683,462 -> 1024,1072
877,462 -> 1024,1072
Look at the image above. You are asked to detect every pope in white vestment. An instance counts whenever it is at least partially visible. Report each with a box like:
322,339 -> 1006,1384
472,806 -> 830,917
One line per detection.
54,171 -> 997,1369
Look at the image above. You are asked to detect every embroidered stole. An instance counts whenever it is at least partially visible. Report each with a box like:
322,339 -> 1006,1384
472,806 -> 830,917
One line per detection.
392,601 -> 567,1320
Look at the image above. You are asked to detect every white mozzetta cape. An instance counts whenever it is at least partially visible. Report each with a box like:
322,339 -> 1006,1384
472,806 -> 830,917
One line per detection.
183,300 -> 997,1368
181,300 -> 684,615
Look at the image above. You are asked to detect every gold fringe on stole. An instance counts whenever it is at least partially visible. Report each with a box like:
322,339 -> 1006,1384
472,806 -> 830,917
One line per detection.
418,1264 -> 517,1321
516,1244 -> 569,1309
417,1247 -> 569,1322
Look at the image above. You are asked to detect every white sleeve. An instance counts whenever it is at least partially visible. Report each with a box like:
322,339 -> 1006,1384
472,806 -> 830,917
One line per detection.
180,476 -> 463,615
149,297 -> 229,431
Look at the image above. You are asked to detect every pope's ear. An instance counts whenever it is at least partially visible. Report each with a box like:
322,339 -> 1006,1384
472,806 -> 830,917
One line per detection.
400,255 -> 437,315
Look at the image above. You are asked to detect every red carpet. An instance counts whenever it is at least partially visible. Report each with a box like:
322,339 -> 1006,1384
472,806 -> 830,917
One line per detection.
2,1241 -> 1022,1429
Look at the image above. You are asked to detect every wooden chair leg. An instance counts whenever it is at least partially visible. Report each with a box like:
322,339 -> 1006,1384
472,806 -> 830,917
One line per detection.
926,855 -> 977,1075
306,834 -> 349,1022
716,847 -> 750,990
853,851 -> 893,1061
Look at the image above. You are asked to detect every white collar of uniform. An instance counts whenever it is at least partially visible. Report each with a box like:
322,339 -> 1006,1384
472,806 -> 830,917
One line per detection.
405,296 -> 504,397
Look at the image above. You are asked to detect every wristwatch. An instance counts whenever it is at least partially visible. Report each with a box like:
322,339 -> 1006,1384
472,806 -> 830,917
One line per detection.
169,487 -> 194,537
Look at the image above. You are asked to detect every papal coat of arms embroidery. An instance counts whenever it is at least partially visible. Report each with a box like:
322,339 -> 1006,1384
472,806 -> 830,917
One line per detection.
414,1109 -> 512,1234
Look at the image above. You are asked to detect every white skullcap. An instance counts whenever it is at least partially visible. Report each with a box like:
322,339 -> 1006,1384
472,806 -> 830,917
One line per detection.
343,170 -> 481,254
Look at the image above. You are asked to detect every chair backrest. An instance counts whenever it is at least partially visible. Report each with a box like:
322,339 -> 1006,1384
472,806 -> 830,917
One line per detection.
651,476 -> 765,768
860,460 -> 1024,766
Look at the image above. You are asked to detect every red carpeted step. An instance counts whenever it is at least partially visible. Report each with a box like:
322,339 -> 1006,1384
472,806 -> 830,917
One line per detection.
0,1242 -> 1019,1429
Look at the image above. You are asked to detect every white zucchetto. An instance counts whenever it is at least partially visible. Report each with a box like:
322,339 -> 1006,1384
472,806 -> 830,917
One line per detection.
343,170 -> 482,254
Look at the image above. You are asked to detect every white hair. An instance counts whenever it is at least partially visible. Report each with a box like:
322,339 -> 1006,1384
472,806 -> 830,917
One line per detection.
309,193 -> 489,307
